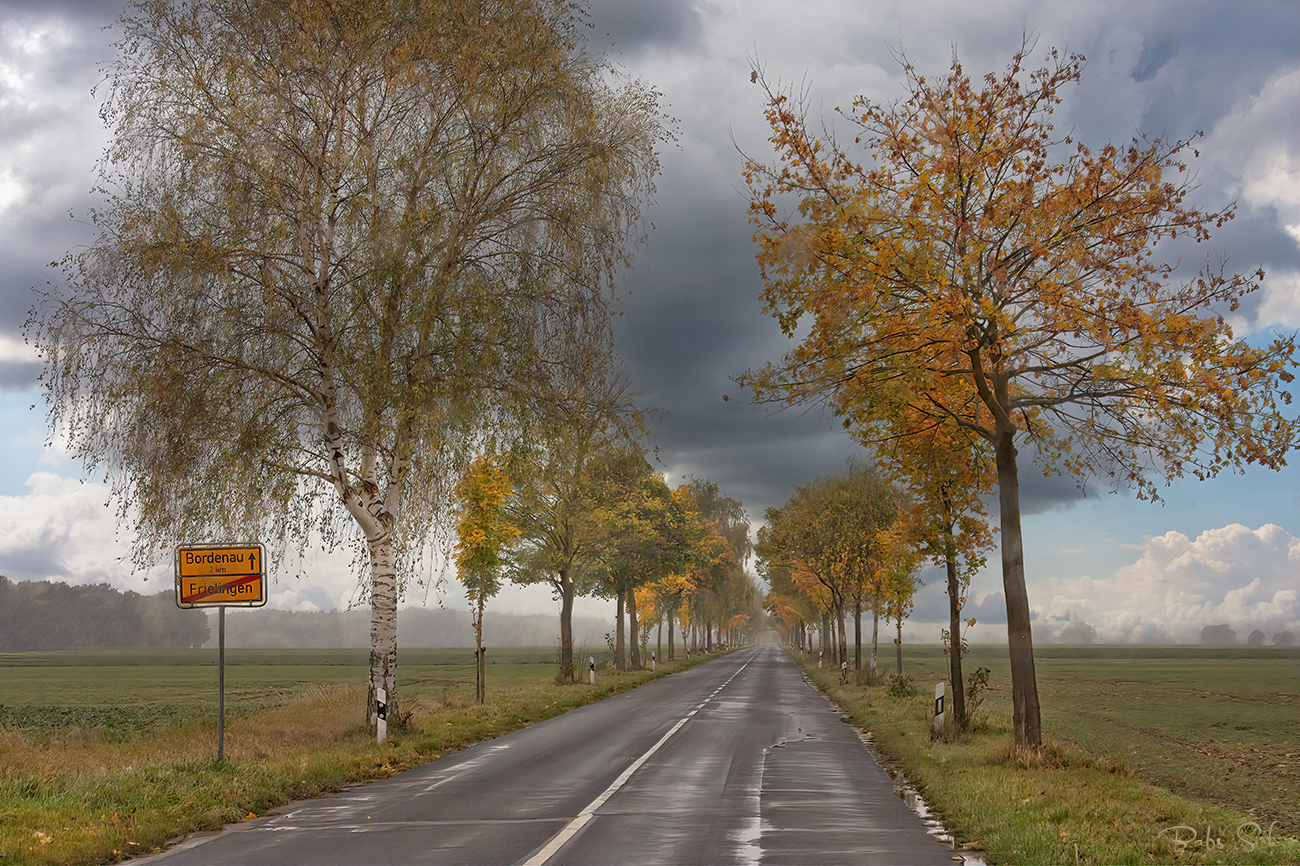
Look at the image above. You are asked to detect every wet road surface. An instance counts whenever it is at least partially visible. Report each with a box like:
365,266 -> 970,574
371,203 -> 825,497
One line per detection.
133,643 -> 962,865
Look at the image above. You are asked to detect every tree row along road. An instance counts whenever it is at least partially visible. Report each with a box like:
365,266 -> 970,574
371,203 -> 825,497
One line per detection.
133,644 -> 959,865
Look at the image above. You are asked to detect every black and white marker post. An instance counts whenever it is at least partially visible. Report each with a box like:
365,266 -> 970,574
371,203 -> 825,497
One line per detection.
376,687 -> 388,745
589,656 -> 595,685
933,682 -> 946,734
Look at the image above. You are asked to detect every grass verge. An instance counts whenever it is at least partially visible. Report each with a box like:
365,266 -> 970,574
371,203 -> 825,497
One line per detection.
0,649 -> 719,865
792,648 -> 1300,865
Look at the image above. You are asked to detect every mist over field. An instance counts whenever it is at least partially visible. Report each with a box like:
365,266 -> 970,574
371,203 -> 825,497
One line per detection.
206,607 -> 616,651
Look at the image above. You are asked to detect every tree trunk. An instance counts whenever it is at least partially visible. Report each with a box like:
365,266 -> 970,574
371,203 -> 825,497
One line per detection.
615,582 -> 626,673
894,617 -> 903,676
870,601 -> 879,681
837,605 -> 848,671
668,607 -> 676,660
995,422 -> 1042,746
656,611 -> 662,666
367,534 -> 399,725
820,611 -> 830,664
946,547 -> 966,724
854,599 -> 862,675
628,587 -> 640,669
558,567 -> 575,682
474,596 -> 485,704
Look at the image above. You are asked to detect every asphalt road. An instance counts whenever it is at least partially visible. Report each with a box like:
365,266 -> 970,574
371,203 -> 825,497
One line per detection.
135,643 -> 964,865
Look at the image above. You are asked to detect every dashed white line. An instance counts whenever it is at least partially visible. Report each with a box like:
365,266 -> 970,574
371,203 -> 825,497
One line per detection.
520,653 -> 757,866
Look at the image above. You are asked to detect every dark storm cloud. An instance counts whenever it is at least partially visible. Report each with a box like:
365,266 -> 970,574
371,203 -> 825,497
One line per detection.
0,0 -> 120,13
1130,33 -> 1181,83
0,359 -> 41,391
0,4 -> 115,336
584,0 -> 704,58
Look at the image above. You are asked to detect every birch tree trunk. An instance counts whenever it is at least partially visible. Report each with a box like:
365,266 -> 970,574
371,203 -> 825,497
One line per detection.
367,535 -> 399,725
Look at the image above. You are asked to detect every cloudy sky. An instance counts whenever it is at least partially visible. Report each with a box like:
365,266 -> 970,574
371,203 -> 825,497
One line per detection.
1,0 -> 1297,646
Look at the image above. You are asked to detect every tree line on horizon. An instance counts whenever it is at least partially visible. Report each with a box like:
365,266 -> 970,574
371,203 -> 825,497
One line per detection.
0,577 -> 210,650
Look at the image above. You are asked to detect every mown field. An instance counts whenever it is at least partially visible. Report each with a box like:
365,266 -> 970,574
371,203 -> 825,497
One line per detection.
797,643 -> 1300,865
0,645 -> 709,865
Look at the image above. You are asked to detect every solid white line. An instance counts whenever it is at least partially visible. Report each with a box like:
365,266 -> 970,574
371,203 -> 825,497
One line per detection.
520,653 -> 756,866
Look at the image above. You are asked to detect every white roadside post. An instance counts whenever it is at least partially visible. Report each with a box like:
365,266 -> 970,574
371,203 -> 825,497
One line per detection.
376,687 -> 388,745
818,649 -> 823,669
651,651 -> 656,672
589,656 -> 595,686
933,682 -> 946,735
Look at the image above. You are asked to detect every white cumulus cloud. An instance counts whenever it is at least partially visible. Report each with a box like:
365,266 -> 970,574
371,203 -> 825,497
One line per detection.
1036,523 -> 1300,643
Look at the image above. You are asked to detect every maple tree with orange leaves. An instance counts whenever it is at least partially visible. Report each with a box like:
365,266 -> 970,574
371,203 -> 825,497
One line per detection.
740,44 -> 1297,746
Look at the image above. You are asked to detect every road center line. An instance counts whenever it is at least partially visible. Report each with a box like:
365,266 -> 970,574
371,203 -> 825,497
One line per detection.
520,653 -> 756,866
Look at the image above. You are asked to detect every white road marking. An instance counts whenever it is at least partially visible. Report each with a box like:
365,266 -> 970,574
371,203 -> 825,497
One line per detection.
521,653 -> 757,866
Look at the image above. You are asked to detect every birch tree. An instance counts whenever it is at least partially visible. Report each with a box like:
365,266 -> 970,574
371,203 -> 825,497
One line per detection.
30,0 -> 663,722
741,46 -> 1297,745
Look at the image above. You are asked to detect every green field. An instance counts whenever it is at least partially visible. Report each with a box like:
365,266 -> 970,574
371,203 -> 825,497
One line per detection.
0,647 -> 581,743
798,643 -> 1300,864
894,643 -> 1300,834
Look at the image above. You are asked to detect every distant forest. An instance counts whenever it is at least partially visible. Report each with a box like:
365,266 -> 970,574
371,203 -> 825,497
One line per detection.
0,577 -> 609,650
215,607 -> 612,649
0,577 -> 209,650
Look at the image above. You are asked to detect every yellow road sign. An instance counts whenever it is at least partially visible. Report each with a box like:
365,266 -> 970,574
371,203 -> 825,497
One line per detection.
175,544 -> 266,607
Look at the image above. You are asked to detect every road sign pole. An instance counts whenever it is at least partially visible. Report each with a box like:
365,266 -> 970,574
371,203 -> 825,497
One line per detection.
218,606 -> 225,762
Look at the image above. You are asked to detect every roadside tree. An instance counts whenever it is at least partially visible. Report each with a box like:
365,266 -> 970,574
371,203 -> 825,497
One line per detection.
453,455 -> 519,703
740,46 -> 1297,745
30,0 -> 663,722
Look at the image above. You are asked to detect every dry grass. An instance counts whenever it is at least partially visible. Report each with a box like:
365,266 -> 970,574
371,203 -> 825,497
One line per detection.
0,649 -> 717,865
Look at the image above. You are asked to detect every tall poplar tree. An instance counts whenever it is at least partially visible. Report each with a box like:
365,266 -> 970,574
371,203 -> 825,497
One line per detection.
30,0 -> 663,722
